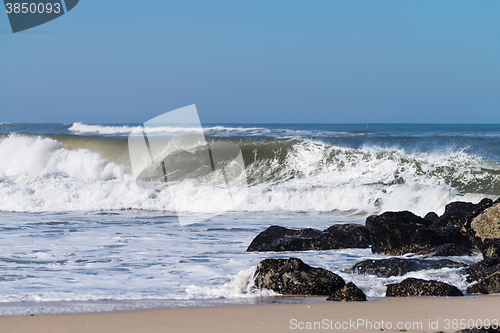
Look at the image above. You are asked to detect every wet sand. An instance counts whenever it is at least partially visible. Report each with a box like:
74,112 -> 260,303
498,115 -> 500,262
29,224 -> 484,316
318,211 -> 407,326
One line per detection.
1,295 -> 499,333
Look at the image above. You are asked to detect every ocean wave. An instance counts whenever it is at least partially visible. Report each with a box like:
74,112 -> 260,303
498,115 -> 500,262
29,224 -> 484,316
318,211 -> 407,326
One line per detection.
0,134 -> 498,215
68,122 -> 372,139
69,122 -> 267,136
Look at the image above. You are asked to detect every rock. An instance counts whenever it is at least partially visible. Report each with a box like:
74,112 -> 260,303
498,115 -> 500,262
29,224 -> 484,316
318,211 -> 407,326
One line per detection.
326,282 -> 366,302
246,224 -> 371,252
386,278 -> 463,297
254,258 -> 345,295
471,203 -> 500,242
439,199 -> 493,233
456,328 -> 500,333
366,211 -> 449,255
410,243 -> 473,258
352,258 -> 466,278
464,258 -> 500,283
246,226 -> 321,252
430,224 -> 473,249
424,212 -> 439,223
434,199 -> 494,250
310,224 -> 372,250
427,199 -> 494,250
482,238 -> 500,258
466,271 -> 500,294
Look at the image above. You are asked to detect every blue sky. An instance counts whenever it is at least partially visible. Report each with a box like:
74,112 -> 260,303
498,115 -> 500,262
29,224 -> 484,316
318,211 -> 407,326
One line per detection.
1,0 -> 499,124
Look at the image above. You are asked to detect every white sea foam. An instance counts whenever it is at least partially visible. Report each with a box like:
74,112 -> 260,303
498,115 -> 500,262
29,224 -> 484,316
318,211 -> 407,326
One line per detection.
185,266 -> 277,299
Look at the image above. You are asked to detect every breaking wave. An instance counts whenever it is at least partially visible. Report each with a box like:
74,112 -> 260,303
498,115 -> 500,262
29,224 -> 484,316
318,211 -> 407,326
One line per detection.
0,133 -> 498,216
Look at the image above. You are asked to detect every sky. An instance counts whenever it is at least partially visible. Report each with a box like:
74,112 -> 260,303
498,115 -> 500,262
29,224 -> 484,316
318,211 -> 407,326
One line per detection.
1,0 -> 500,124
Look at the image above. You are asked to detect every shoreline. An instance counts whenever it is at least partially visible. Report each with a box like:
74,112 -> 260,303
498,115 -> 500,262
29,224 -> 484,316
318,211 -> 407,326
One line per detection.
0,295 -> 499,333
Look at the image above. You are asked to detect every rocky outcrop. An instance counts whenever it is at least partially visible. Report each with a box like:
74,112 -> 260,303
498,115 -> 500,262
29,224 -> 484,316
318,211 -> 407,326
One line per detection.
254,258 -> 345,295
366,211 -> 450,255
467,271 -> 500,295
464,257 -> 500,294
353,258 -> 466,278
482,238 -> 500,258
247,224 -> 371,252
471,203 -> 500,242
410,243 -> 473,258
386,278 -> 463,297
438,199 -> 493,234
326,282 -> 366,302
464,258 -> 500,283
431,199 -> 495,251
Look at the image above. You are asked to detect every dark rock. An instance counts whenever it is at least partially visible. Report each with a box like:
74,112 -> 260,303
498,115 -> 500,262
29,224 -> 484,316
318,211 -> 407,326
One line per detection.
436,199 -> 494,249
246,226 -> 321,252
456,328 -> 500,333
424,212 -> 439,223
482,238 -> 500,258
246,224 -> 371,252
326,282 -> 366,302
386,278 -> 463,297
466,271 -> 500,294
310,224 -> 372,250
352,258 -> 466,278
430,224 -> 473,249
366,211 -> 449,255
439,199 -> 493,232
465,258 -> 500,283
254,258 -> 345,295
411,243 -> 473,258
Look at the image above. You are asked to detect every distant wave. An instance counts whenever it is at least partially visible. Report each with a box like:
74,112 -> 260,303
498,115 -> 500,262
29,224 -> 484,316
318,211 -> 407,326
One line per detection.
68,122 -> 260,136
69,122 -> 135,135
68,122 -> 372,139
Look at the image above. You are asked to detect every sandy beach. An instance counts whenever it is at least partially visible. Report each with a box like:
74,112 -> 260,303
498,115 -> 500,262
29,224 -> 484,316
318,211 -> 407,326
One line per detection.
0,296 -> 499,333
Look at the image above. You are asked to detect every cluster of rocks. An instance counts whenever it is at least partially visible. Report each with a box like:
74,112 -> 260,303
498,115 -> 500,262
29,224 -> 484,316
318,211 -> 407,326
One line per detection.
248,198 -> 500,301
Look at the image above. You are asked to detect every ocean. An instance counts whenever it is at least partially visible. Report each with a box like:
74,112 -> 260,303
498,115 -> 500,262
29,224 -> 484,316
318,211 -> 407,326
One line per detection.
0,122 -> 499,315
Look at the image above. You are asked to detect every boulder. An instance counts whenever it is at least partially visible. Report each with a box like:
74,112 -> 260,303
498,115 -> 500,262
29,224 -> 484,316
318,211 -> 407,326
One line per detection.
386,278 -> 463,297
366,211 -> 449,255
246,226 -> 321,252
410,243 -> 473,258
247,224 -> 371,252
429,224 -> 473,249
424,212 -> 439,223
326,282 -> 366,302
464,258 -> 500,283
438,199 -> 493,234
466,271 -> 500,295
352,258 -> 466,278
310,224 -> 372,250
482,238 -> 500,258
471,203 -> 500,242
254,258 -> 345,295
434,199 -> 494,250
